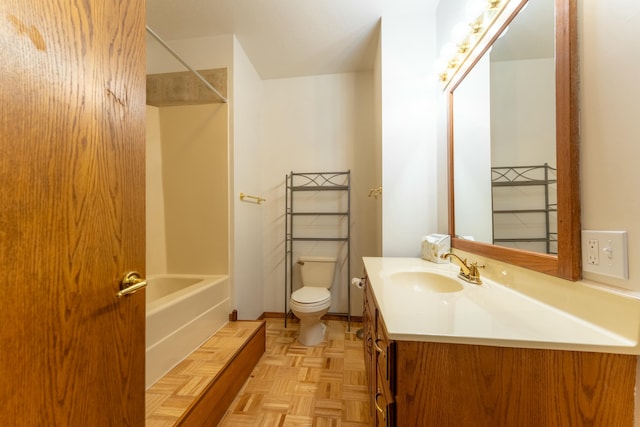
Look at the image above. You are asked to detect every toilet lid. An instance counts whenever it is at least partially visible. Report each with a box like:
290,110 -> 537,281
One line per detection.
291,287 -> 330,304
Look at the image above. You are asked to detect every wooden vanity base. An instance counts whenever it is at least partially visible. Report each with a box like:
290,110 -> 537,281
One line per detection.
395,341 -> 636,427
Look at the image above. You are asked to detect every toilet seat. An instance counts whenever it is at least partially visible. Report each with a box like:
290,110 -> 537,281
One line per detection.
292,287 -> 330,304
290,287 -> 331,313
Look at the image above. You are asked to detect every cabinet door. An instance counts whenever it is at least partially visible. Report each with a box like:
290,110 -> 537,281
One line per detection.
375,310 -> 396,394
363,279 -> 377,415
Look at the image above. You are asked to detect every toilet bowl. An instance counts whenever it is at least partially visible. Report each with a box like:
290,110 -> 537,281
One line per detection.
290,256 -> 336,346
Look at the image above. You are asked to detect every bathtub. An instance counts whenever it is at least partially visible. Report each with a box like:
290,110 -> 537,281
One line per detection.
145,274 -> 230,389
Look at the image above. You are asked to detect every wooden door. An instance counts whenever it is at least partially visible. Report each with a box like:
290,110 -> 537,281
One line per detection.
0,0 -> 146,425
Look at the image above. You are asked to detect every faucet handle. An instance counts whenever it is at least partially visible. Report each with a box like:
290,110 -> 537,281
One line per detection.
467,262 -> 484,284
442,252 -> 483,285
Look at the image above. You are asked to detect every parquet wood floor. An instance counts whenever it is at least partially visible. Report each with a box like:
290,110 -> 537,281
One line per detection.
146,321 -> 265,426
218,318 -> 372,427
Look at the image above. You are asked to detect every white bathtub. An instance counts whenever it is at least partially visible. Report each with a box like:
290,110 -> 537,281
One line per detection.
145,274 -> 230,389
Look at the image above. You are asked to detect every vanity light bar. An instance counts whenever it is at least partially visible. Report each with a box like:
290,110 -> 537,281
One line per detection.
436,0 -> 514,88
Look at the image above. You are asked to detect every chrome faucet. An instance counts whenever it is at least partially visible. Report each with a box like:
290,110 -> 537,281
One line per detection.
441,252 -> 483,285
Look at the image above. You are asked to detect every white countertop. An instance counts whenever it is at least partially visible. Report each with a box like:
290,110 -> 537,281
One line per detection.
362,257 -> 639,354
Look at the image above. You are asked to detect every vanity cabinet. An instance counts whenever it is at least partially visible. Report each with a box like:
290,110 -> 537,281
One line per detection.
364,277 -> 395,426
362,276 -> 637,427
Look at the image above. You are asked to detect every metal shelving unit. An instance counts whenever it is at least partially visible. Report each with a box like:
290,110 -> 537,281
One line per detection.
491,164 -> 557,254
284,171 -> 351,330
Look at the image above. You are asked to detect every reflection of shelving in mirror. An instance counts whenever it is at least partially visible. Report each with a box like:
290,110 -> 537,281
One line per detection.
491,164 -> 557,254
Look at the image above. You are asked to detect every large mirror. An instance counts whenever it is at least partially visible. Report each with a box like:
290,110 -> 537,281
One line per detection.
447,0 -> 581,280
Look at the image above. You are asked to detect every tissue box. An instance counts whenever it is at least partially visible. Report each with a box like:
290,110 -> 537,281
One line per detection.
421,234 -> 450,263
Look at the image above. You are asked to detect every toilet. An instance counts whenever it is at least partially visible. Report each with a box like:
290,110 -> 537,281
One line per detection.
290,256 -> 336,346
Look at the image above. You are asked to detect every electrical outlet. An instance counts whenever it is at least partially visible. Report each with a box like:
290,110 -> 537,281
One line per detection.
586,239 -> 599,265
581,230 -> 629,279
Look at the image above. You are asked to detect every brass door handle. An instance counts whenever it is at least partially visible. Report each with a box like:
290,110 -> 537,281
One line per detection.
117,271 -> 147,298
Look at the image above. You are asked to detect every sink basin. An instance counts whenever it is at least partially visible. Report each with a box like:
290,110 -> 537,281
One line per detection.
390,271 -> 464,293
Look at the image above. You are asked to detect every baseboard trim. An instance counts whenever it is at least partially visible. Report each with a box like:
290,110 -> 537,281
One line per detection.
259,311 -> 363,323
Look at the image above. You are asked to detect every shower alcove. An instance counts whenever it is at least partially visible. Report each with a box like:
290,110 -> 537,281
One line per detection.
146,68 -> 229,277
145,68 -> 231,387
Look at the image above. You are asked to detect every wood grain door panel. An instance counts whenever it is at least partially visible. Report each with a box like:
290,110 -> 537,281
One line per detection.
0,0 -> 146,424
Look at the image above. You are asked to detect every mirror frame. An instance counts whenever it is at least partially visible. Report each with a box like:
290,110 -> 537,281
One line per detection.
447,0 -> 581,281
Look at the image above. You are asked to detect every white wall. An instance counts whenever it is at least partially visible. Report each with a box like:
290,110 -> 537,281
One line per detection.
372,21 -> 384,256
260,72 -> 377,315
379,5 -> 439,257
232,36 -> 265,320
491,58 -> 556,167
579,0 -> 640,293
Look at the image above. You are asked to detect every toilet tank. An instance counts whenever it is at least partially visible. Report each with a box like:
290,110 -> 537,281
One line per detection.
299,256 -> 336,288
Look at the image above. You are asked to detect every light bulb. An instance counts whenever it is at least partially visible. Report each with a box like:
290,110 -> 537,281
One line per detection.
464,0 -> 486,22
440,42 -> 457,58
451,22 -> 469,44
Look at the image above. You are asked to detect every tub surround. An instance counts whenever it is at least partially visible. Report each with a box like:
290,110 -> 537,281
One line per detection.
362,256 -> 640,354
145,103 -> 229,278
146,275 -> 231,388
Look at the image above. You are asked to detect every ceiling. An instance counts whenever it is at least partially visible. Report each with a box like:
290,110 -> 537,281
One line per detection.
146,0 -> 387,79
146,1 -> 552,79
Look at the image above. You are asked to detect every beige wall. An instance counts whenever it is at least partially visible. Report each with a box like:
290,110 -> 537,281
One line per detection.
260,72 -> 378,316
146,104 -> 229,275
146,106 -> 167,275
